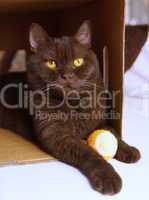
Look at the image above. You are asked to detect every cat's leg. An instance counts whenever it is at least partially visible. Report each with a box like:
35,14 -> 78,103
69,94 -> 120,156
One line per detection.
38,122 -> 122,195
114,139 -> 141,163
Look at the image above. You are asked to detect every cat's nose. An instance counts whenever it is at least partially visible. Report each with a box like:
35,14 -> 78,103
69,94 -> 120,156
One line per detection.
62,73 -> 74,80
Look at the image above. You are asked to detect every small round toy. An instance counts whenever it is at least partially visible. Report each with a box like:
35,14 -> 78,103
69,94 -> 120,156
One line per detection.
87,129 -> 118,160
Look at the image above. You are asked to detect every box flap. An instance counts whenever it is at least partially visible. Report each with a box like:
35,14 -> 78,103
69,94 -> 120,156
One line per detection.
0,129 -> 53,166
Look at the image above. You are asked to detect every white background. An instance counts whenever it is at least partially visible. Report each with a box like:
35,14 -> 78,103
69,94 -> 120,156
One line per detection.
126,0 -> 149,24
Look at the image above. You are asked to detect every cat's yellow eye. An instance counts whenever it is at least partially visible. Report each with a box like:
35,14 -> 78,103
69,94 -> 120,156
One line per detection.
73,58 -> 84,68
46,59 -> 56,70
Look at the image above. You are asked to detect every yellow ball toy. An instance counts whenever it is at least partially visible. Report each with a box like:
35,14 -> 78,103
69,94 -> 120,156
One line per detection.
87,129 -> 118,160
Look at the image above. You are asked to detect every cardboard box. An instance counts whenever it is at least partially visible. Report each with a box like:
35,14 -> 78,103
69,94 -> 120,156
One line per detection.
0,0 -> 124,166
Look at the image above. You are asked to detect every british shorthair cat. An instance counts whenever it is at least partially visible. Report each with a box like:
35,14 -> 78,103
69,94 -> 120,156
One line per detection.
0,21 -> 140,195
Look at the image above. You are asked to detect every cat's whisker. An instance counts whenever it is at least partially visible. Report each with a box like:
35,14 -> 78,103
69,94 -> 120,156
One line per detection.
80,81 -> 104,91
34,81 -> 59,93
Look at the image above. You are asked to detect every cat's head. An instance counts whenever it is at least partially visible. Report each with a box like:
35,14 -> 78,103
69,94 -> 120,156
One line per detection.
27,21 -> 101,94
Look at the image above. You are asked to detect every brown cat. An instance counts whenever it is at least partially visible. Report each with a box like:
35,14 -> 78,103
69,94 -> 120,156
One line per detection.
0,21 -> 140,195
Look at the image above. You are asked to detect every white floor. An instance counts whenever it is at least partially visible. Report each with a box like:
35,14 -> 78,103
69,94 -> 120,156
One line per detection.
1,42 -> 149,199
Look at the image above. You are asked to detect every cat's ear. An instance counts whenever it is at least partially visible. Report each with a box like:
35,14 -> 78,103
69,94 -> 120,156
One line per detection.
75,21 -> 91,47
29,23 -> 49,52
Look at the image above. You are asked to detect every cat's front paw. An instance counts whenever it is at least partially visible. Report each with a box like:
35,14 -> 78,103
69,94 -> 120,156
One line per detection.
115,140 -> 141,163
88,162 -> 122,195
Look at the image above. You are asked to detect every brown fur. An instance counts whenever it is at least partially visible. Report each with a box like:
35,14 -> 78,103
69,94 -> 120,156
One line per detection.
0,22 -> 140,195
